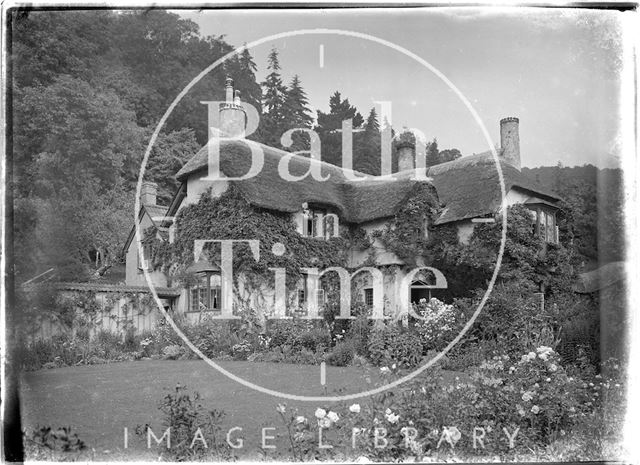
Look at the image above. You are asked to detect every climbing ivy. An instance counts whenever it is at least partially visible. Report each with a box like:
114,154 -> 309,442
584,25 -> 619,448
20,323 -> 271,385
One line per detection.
147,185 -> 354,291
375,182 -> 444,266
144,184 -> 577,304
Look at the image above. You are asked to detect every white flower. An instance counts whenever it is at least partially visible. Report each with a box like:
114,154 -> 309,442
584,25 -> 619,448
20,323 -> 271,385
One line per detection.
295,416 -> 306,424
536,346 -> 554,361
445,426 -> 462,443
545,378 -> 551,382
385,409 -> 399,424
349,404 -> 361,413
522,391 -> 534,402
549,363 -> 558,372
531,405 -> 540,414
380,367 -> 390,373
392,363 -> 397,370
276,404 -> 286,414
318,417 -> 331,429
327,411 -> 339,423
315,408 -> 327,419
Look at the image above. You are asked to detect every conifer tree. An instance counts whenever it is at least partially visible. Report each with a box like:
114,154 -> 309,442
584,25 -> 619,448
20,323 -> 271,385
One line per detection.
315,91 -> 364,166
283,75 -> 314,152
260,47 -> 288,147
354,107 -> 381,175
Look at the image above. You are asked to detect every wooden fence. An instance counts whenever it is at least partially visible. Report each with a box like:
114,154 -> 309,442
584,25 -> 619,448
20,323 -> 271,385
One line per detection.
24,283 -> 182,342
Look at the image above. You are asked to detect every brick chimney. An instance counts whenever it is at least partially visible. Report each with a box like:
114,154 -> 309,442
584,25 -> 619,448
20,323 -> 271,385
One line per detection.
500,117 -> 520,170
219,77 -> 246,138
395,128 -> 416,171
140,181 -> 157,206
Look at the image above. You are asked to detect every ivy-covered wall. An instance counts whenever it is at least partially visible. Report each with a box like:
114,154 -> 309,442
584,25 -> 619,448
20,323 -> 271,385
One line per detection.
144,183 -> 575,312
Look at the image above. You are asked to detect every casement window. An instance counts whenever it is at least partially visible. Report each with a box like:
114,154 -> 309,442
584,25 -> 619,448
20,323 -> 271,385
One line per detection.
296,279 -> 326,312
530,208 -> 559,244
137,242 -> 154,272
539,210 -> 558,244
316,289 -> 326,309
188,274 -> 221,313
363,288 -> 374,306
300,208 -> 339,239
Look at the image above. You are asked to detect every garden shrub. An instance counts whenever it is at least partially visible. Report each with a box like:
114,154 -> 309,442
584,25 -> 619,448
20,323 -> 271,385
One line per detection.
279,348 -> 625,462
367,323 -> 424,368
413,297 -> 461,351
24,426 -> 86,453
139,384 -> 233,461
326,340 -> 355,366
161,344 -> 182,360
347,313 -> 371,356
231,340 -> 252,360
180,317 -> 234,358
297,327 -> 332,352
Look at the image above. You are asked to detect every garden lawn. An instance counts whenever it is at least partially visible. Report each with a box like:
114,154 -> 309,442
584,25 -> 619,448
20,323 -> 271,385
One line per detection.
20,360 -> 456,460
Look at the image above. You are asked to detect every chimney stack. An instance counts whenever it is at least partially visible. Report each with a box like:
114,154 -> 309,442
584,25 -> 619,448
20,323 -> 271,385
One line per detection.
500,117 -> 520,170
395,128 -> 416,171
141,181 -> 158,206
219,77 -> 246,138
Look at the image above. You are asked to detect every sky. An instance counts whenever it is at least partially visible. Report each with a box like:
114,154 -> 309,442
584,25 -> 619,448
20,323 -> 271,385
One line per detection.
177,7 -> 627,168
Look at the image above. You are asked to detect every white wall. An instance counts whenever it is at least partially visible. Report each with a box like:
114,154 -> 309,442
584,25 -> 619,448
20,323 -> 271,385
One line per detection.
457,221 -> 475,244
348,218 -> 404,267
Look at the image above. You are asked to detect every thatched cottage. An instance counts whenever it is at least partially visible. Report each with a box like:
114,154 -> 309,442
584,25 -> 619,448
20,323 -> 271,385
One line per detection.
123,79 -> 562,322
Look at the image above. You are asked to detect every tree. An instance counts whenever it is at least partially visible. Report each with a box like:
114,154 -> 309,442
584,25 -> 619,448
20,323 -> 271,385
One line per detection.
13,75 -> 145,198
354,107 -> 381,175
144,128 -> 200,204
259,48 -> 288,148
223,45 -> 263,123
10,9 -> 266,281
315,91 -> 364,167
426,138 -> 440,167
282,75 -> 314,152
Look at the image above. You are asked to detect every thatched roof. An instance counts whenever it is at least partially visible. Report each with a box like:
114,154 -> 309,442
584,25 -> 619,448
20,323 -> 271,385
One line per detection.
176,140 -> 421,223
175,141 -> 560,225
423,151 -> 561,224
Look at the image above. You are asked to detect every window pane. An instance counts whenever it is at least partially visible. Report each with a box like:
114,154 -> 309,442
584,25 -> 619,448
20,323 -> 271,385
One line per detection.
211,287 -> 220,310
316,289 -> 325,308
364,288 -> 374,306
546,213 -> 555,243
190,289 -> 198,312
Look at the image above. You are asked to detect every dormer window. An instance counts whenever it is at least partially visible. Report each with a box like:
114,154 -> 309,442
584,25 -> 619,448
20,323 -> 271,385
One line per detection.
299,203 -> 339,239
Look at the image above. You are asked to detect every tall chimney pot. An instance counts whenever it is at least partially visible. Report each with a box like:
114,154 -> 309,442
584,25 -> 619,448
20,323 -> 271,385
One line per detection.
500,117 -> 520,170
395,128 -> 416,171
220,77 -> 246,138
225,77 -> 234,103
